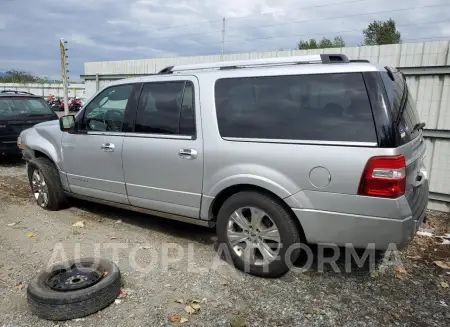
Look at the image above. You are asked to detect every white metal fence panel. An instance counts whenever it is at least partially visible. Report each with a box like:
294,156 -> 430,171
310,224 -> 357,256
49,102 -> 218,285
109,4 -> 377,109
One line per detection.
0,83 -> 85,98
84,41 -> 450,75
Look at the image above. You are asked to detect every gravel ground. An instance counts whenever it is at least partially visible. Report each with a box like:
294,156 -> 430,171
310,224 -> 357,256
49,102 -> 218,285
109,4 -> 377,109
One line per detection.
0,155 -> 449,327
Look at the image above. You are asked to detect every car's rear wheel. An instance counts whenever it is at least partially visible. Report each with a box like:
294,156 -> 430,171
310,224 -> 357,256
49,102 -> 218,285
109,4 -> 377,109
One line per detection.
216,191 -> 302,277
27,157 -> 67,211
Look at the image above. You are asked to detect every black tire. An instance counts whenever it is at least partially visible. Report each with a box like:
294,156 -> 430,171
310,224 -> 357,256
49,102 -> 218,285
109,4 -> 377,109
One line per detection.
216,191 -> 302,278
27,157 -> 67,210
27,258 -> 121,321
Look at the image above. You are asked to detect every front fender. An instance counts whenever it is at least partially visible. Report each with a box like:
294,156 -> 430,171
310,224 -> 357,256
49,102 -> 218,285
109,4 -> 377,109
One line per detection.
21,127 -> 62,169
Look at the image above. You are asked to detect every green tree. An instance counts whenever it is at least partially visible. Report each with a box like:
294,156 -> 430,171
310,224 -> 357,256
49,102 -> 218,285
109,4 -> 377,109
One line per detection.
333,36 -> 345,48
0,70 -> 40,83
363,18 -> 401,45
318,38 -> 333,48
297,37 -> 346,50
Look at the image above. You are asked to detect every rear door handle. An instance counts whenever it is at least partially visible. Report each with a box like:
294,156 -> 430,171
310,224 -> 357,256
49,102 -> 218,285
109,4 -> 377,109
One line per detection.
179,149 -> 197,160
101,143 -> 115,152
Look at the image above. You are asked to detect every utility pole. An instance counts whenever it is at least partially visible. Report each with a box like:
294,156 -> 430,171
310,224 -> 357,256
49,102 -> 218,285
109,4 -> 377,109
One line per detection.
59,38 -> 69,116
221,17 -> 226,61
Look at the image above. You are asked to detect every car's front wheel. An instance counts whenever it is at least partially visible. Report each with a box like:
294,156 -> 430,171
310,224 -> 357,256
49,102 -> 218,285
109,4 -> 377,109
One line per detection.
216,191 -> 302,278
27,157 -> 67,211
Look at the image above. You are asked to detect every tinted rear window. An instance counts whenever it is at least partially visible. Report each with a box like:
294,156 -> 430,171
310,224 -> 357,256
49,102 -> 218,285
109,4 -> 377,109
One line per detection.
215,73 -> 377,142
380,71 -> 421,144
0,97 -> 53,117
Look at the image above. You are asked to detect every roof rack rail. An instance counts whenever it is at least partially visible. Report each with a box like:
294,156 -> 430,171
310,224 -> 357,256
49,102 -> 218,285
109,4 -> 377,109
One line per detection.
158,54 -> 349,74
350,59 -> 370,63
0,90 -> 35,95
158,66 -> 174,74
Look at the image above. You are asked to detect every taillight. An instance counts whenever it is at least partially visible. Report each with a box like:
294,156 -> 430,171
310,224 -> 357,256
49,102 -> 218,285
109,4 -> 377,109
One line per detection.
358,155 -> 406,198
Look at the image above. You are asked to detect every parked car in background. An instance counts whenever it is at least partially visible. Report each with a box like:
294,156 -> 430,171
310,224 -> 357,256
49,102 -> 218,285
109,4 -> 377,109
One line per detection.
0,90 -> 58,155
18,54 -> 428,277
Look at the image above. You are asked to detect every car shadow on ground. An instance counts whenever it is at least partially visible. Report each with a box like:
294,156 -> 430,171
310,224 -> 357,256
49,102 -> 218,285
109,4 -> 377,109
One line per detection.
70,198 -> 384,278
0,154 -> 25,167
69,198 -> 216,245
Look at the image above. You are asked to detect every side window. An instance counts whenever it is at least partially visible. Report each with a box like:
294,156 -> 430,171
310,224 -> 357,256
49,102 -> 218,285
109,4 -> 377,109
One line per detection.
215,73 -> 377,142
135,81 -> 195,136
180,83 -> 196,135
81,84 -> 133,132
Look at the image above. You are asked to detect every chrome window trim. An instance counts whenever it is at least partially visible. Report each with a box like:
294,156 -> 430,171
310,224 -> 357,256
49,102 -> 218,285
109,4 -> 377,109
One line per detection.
222,137 -> 377,147
125,133 -> 193,140
85,131 -> 194,140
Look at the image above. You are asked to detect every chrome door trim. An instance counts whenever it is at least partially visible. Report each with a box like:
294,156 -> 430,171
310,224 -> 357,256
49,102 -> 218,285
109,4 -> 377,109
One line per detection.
124,133 -> 193,140
125,183 -> 201,196
87,131 -> 126,137
67,173 -> 125,184
86,132 -> 194,140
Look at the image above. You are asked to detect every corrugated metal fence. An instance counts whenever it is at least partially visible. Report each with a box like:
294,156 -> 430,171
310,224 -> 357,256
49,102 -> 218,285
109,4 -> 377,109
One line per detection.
83,41 -> 450,211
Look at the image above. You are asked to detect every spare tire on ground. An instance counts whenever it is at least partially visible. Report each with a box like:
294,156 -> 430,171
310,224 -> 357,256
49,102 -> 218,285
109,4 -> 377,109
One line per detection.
27,258 -> 121,321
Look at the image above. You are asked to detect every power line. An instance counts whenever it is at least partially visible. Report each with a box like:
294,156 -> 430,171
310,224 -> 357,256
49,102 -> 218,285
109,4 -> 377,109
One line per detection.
66,23 -> 450,66
223,19 -> 450,45
83,3 -> 450,45
225,3 -> 450,32
184,19 -> 450,50
73,18 -> 449,51
221,0 -> 369,21
88,0 -> 372,38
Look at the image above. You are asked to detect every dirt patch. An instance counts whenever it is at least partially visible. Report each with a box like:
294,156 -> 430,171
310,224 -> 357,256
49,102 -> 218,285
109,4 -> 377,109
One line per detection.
0,175 -> 32,200
405,211 -> 450,263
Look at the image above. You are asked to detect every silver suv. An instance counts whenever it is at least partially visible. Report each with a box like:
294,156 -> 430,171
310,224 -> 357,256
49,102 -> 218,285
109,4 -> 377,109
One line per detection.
18,54 -> 429,277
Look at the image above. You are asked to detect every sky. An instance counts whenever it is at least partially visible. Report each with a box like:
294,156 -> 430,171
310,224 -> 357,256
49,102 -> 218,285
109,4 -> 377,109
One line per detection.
0,0 -> 449,79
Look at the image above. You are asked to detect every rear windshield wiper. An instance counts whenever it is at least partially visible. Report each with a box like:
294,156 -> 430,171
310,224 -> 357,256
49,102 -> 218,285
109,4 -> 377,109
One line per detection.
394,74 -> 408,125
412,122 -> 426,133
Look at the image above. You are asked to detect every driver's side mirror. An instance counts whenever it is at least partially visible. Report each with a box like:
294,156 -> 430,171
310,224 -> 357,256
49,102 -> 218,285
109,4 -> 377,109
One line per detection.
59,115 -> 76,133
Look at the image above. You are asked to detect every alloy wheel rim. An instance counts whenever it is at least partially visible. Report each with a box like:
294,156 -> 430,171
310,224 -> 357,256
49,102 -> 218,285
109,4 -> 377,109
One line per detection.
227,207 -> 281,266
31,169 -> 49,207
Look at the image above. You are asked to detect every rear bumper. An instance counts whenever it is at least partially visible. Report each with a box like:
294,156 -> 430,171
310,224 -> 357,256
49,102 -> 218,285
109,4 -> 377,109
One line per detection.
292,207 -> 427,250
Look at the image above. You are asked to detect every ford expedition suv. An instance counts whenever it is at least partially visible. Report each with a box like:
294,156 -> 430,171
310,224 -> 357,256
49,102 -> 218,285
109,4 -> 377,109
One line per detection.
18,54 -> 428,277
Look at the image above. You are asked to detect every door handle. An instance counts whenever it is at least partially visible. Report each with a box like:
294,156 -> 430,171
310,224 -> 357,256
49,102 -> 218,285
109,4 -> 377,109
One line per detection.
101,143 -> 115,152
179,148 -> 197,159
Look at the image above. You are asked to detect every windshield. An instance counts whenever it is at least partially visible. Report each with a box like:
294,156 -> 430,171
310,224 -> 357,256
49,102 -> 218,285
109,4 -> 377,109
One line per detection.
0,97 -> 54,117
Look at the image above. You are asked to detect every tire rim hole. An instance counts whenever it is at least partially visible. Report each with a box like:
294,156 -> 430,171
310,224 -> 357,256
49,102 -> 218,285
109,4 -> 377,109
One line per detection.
44,265 -> 104,292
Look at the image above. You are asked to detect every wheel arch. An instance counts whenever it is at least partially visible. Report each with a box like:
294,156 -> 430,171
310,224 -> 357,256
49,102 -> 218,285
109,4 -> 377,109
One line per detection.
21,127 -> 61,169
208,184 -> 305,239
24,147 -> 59,168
